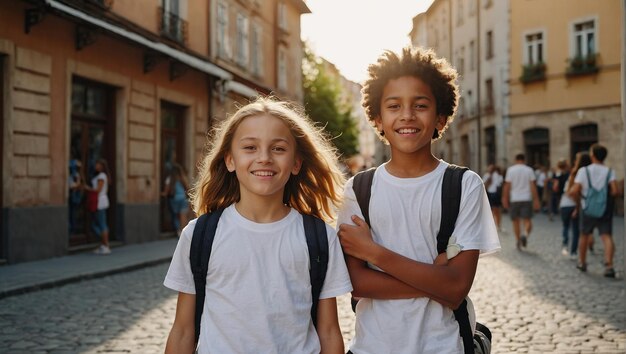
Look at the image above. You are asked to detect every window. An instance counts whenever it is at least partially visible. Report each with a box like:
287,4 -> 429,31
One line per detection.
278,2 -> 288,31
456,0 -> 464,26
458,97 -> 466,119
485,31 -> 493,59
484,78 -> 494,112
484,0 -> 492,8
217,3 -> 231,59
469,40 -> 475,71
236,13 -> 249,67
484,126 -> 496,165
573,20 -> 595,58
570,124 -> 597,162
160,0 -> 187,44
525,32 -> 544,65
458,46 -> 465,76
523,128 -> 550,168
251,23 -> 263,77
277,47 -> 287,91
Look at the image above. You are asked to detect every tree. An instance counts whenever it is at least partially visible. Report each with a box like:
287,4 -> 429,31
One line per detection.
302,46 -> 359,158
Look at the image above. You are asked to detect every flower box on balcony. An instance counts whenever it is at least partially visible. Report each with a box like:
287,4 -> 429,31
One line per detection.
520,62 -> 546,84
566,54 -> 599,77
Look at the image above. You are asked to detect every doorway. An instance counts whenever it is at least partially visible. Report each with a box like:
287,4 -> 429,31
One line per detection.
0,56 -> 4,261
570,124 -> 597,163
160,101 -> 186,234
69,78 -> 116,247
524,128 -> 550,168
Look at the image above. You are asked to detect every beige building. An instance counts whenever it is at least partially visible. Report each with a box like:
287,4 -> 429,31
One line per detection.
0,0 -> 309,263
411,0 -> 623,179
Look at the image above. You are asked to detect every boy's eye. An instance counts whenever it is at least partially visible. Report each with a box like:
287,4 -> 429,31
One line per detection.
415,104 -> 427,109
387,104 -> 400,109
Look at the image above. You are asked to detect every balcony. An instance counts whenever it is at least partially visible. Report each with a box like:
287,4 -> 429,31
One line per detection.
158,7 -> 188,45
519,62 -> 546,84
84,0 -> 113,9
566,53 -> 599,77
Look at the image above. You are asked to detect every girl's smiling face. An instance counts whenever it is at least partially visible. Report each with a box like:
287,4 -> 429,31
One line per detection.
225,114 -> 302,202
376,75 -> 446,158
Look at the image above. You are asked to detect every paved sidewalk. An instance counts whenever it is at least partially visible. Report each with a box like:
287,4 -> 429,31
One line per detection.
0,238 -> 178,299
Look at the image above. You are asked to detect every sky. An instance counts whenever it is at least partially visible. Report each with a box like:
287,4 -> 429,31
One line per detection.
301,0 -> 435,84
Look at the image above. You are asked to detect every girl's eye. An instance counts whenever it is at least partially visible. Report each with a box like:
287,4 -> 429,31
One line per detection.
243,146 -> 256,150
272,146 -> 287,152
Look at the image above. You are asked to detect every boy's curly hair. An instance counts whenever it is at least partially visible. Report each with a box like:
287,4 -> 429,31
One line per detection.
361,46 -> 459,141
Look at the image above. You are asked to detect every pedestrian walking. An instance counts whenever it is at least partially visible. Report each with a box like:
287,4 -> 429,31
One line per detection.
161,162 -> 190,237
559,154 -> 588,258
570,144 -> 619,278
84,158 -> 111,255
483,164 -> 504,233
336,46 -> 500,354
502,154 -> 541,250
163,97 -> 352,353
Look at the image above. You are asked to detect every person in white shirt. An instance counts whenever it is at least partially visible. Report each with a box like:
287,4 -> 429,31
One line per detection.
164,98 -> 352,354
570,144 -> 619,278
83,159 -> 111,255
483,164 -> 504,232
336,46 -> 500,354
502,154 -> 541,250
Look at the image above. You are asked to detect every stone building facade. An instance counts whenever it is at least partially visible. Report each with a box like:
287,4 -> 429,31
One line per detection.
0,0 -> 309,263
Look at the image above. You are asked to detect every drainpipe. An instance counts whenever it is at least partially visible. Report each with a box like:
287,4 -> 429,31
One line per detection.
621,0 -> 625,277
476,0 -> 482,173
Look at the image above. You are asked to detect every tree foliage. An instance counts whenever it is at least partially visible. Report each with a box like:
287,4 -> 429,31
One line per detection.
302,46 -> 359,158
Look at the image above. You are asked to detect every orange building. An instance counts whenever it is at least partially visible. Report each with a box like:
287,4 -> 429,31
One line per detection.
0,0 -> 310,263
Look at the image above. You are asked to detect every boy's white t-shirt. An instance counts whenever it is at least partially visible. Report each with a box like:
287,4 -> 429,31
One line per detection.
164,204 -> 352,354
573,163 -> 616,209
337,161 -> 500,354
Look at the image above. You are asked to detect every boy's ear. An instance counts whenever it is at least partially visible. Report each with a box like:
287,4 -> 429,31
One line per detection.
374,115 -> 383,132
225,153 -> 236,172
436,115 -> 447,130
292,156 -> 302,175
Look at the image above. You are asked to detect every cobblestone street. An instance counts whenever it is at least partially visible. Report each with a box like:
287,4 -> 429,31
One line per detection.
0,215 -> 624,353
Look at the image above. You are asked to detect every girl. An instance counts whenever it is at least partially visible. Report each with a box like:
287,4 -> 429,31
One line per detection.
164,97 -> 352,354
84,158 -> 111,255
161,163 -> 190,236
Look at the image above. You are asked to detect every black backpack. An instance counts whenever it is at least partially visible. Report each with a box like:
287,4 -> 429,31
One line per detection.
351,164 -> 492,354
190,208 -> 329,345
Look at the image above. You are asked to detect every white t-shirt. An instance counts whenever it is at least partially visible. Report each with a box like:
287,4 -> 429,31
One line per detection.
559,180 -> 577,208
337,161 -> 500,354
164,205 -> 352,354
91,172 -> 109,210
505,164 -> 536,202
574,164 -> 616,209
482,171 -> 503,194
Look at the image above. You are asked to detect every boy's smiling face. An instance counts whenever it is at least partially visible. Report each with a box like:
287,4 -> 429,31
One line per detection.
375,75 -> 446,158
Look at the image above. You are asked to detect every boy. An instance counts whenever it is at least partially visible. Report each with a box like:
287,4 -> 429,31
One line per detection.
337,46 -> 500,353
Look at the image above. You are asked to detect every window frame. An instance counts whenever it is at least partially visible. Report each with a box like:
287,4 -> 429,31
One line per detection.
522,29 -> 546,65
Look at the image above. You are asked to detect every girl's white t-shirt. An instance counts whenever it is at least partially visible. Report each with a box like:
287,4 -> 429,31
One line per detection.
337,161 -> 500,354
91,172 -> 109,210
164,205 -> 352,354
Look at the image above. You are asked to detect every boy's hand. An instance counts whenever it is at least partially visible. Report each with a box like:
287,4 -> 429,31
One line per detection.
433,252 -> 448,266
337,215 -> 379,262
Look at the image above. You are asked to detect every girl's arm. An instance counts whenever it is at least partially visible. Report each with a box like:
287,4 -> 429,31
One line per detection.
165,292 -> 196,354
84,178 -> 104,193
340,216 -> 477,309
315,298 -> 344,354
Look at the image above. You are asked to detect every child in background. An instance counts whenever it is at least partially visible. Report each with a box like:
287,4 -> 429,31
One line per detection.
164,97 -> 352,354
337,46 -> 500,353
161,163 -> 190,236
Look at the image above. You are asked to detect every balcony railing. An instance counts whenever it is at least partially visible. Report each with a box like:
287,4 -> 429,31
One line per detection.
84,0 -> 113,10
158,7 -> 188,45
520,62 -> 546,84
566,53 -> 599,77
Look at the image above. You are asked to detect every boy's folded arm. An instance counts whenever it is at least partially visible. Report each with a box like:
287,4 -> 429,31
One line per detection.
346,255 -> 431,300
369,246 -> 479,309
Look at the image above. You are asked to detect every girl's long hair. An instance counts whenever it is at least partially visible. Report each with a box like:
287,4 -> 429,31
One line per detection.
566,152 -> 591,192
190,97 -> 346,223
96,158 -> 111,185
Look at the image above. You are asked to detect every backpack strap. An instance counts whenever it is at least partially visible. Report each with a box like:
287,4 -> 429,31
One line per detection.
437,164 -> 468,254
302,214 -> 329,328
190,208 -> 224,345
352,167 -> 377,226
436,165 -> 474,354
